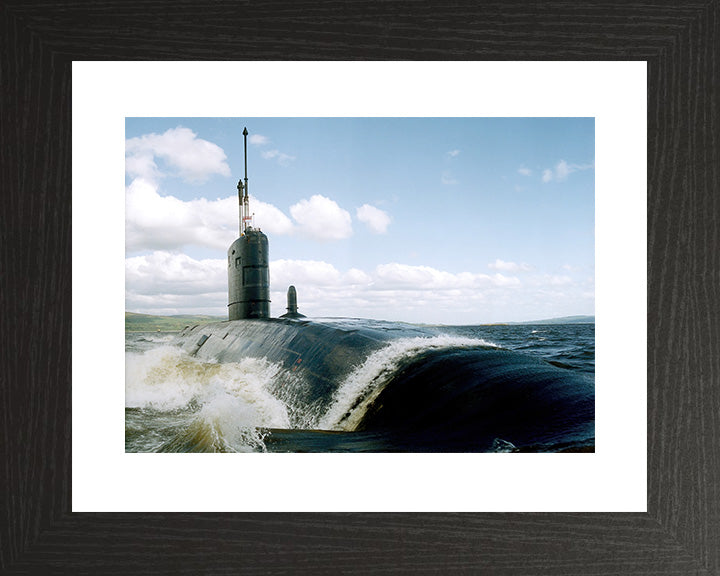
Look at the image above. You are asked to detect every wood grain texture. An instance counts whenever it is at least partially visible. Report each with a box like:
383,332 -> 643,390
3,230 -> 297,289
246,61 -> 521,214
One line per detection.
1,1 -> 718,574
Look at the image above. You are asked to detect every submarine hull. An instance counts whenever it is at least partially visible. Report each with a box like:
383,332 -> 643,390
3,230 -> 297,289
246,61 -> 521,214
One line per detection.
174,318 -> 391,416
171,318 -> 594,451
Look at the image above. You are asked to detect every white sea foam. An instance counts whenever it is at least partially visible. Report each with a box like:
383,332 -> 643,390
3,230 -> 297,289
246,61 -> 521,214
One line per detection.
491,438 -> 519,453
194,387 -> 271,452
317,335 -> 495,431
140,333 -> 176,343
125,345 -> 291,433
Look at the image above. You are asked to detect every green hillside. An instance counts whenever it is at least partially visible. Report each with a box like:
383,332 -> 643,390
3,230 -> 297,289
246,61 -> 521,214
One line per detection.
125,312 -> 224,332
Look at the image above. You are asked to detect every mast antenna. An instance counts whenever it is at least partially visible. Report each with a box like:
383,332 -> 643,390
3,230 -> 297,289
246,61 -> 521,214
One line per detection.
242,127 -> 251,233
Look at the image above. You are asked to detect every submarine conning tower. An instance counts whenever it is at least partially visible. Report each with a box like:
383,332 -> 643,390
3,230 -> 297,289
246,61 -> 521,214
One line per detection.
228,127 -> 271,320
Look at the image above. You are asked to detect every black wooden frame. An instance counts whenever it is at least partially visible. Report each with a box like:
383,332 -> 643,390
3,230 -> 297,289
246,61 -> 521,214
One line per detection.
2,2 -> 718,574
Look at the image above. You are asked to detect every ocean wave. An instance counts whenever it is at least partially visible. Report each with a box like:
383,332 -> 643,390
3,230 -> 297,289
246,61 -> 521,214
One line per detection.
125,345 -> 290,451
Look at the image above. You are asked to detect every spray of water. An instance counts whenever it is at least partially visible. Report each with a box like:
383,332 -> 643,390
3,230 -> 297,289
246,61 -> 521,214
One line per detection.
126,346 -> 290,451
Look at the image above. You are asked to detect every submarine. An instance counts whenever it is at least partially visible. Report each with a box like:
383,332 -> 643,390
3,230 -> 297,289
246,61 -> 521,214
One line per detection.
170,128 -> 594,452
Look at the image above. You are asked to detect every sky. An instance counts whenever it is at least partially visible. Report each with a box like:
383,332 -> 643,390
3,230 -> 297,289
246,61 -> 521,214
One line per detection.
125,117 -> 594,324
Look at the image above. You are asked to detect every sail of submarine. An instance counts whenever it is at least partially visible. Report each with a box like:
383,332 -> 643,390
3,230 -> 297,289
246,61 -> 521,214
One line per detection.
227,127 -> 303,321
227,127 -> 271,320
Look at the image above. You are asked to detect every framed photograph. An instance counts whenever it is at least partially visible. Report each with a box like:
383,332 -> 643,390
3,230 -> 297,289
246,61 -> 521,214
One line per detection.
76,63 -> 641,513
3,2 -> 718,574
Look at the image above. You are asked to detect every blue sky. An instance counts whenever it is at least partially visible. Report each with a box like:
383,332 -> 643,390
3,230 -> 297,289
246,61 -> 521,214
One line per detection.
125,117 -> 594,324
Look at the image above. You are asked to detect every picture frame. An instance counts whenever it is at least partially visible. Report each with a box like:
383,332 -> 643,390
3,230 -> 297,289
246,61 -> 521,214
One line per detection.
2,1 -> 718,574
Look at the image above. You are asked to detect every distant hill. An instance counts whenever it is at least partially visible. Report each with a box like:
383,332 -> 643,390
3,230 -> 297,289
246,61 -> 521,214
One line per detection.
511,315 -> 595,325
125,312 -> 224,332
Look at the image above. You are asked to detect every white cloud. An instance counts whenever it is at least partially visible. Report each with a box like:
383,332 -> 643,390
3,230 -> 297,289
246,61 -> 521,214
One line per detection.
356,204 -> 391,234
528,274 -> 574,287
447,149 -> 460,158
555,159 -> 571,181
518,167 -> 532,176
125,252 -> 227,316
125,127 -> 230,183
250,197 -> 295,235
488,259 -> 531,272
271,259 -> 343,287
125,178 -> 234,252
125,152 -> 159,183
248,132 -> 295,165
375,263 -> 520,289
542,159 -> 594,183
126,253 -> 592,323
441,171 -> 458,185
261,149 -> 295,165
545,274 -> 573,286
249,134 -> 270,146
290,195 -> 352,241
126,251 -> 226,295
345,268 -> 373,285
125,179 -> 293,252
375,263 -> 440,287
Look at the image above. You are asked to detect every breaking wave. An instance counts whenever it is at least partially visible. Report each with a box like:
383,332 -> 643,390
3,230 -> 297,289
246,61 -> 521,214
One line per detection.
126,346 -> 290,452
